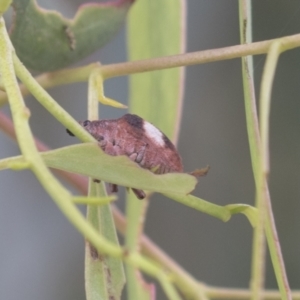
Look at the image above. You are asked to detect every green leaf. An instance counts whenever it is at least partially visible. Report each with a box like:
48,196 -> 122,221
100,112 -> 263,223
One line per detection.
85,183 -> 125,300
72,195 -> 116,205
41,143 -> 197,195
126,0 -> 186,299
128,0 -> 185,141
10,0 -> 133,71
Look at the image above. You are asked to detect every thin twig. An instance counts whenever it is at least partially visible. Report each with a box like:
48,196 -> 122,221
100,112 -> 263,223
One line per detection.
101,33 -> 300,78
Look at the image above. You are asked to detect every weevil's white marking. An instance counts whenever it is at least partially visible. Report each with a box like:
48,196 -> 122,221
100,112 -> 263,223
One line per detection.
143,121 -> 165,146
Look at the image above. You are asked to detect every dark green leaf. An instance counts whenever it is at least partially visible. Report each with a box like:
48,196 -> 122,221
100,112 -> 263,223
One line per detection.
126,0 -> 186,298
10,0 -> 133,71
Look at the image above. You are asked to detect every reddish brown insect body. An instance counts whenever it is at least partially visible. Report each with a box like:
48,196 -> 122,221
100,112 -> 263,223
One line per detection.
67,114 -> 183,199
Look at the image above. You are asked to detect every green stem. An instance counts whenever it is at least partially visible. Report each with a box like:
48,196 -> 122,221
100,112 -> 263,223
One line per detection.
88,69 -> 101,121
250,176 -> 267,300
164,193 -> 231,222
258,41 -> 291,300
0,63 -> 97,106
101,33 -> 300,79
239,19 -> 290,300
159,278 -> 183,300
238,2 -> 266,299
12,54 -> 95,143
125,191 -> 150,298
259,42 -> 281,175
238,3 -> 291,300
238,0 -> 260,174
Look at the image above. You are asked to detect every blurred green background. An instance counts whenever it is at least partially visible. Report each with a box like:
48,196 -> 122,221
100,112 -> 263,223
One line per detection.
0,1 -> 300,299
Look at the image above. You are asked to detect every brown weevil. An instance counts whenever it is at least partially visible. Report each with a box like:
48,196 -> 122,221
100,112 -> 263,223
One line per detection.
67,114 -> 183,199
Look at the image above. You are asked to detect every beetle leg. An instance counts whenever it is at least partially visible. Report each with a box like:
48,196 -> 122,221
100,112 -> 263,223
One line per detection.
110,183 -> 118,193
135,151 -> 144,163
129,153 -> 137,161
131,188 -> 146,200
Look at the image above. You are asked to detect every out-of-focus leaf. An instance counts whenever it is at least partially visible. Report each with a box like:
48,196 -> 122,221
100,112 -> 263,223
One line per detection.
72,195 -> 116,205
126,0 -> 186,299
128,0 -> 185,141
10,0 -> 134,71
85,183 -> 125,300
41,143 -> 197,195
0,0 -> 11,15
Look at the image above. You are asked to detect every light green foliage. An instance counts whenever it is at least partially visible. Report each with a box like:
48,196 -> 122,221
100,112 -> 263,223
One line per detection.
128,0 -> 184,140
126,1 -> 185,298
42,143 -> 196,195
0,0 -> 11,15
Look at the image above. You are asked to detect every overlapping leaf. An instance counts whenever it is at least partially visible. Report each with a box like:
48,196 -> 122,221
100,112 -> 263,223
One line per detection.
126,0 -> 186,298
42,143 -> 197,195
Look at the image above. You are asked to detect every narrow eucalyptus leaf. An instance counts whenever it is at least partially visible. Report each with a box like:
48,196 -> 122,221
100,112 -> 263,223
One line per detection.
42,143 -> 197,195
126,0 -> 186,297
